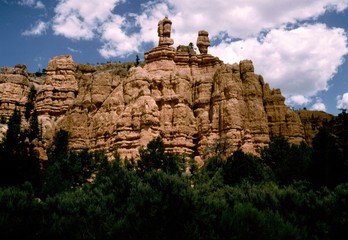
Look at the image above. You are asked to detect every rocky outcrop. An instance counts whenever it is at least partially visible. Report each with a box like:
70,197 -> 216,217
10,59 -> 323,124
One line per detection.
196,30 -> 210,54
296,110 -> 334,146
263,85 -> 305,144
34,55 -> 78,145
0,17 -> 311,161
0,64 -> 47,161
36,55 -> 78,116
0,64 -> 31,118
158,16 -> 174,47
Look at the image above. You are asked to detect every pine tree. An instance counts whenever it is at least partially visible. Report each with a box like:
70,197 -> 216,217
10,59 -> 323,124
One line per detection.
25,85 -> 37,120
135,54 -> 140,66
0,107 -> 42,189
28,109 -> 40,141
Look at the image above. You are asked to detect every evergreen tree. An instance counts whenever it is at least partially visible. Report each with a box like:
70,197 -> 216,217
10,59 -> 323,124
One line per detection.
25,85 -> 37,120
42,129 -> 70,195
43,129 -> 108,196
261,136 -> 311,185
0,108 -> 22,186
137,136 -> 185,175
28,109 -> 40,141
223,149 -> 264,185
309,126 -> 346,188
135,54 -> 140,66
0,108 -> 41,189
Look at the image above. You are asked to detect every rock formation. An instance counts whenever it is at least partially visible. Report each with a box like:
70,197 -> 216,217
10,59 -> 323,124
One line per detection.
0,64 -> 31,118
296,110 -> 334,146
158,16 -> 174,47
263,85 -> 305,144
196,30 -> 210,54
0,17 -> 314,162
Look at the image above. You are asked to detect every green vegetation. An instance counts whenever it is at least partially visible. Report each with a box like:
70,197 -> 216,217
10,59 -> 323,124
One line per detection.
0,108 -> 348,239
0,107 -> 42,192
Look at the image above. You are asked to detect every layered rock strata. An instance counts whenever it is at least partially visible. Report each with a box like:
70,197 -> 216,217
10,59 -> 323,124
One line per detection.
0,17 -> 308,161
296,110 -> 334,146
0,64 -> 30,118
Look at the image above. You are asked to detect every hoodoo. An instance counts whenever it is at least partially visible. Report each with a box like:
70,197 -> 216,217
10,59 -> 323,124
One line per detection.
0,17 -> 307,161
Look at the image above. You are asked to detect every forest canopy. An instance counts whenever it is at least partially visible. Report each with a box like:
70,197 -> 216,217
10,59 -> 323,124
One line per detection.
0,104 -> 348,239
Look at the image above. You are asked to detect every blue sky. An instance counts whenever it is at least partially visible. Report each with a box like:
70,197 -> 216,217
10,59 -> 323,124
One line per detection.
1,0 -> 348,115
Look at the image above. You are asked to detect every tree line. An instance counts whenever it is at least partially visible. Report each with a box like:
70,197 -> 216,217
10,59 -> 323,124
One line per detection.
0,86 -> 348,239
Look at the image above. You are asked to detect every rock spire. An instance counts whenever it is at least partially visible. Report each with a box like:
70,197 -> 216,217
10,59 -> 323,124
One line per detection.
0,17 -> 310,162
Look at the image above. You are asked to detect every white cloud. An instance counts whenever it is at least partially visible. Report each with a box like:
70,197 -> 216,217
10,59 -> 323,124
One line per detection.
286,95 -> 311,106
52,0 -> 123,40
34,0 -> 348,98
210,24 -> 348,103
22,20 -> 48,36
310,98 -> 326,111
136,2 -> 173,45
336,93 -> 348,110
163,0 -> 348,43
98,15 -> 139,58
140,0 -> 348,109
18,0 -> 45,9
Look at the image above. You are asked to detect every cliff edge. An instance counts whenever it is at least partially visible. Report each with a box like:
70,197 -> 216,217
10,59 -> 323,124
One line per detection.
0,17 -> 309,161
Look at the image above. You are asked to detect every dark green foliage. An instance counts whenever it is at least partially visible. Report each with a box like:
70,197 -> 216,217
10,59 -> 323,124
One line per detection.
40,188 -> 109,239
0,108 -> 42,190
48,129 -> 69,161
327,183 -> 348,239
137,136 -> 185,175
228,202 -> 302,240
23,85 -> 41,141
0,182 -> 43,239
204,137 -> 232,159
42,129 -> 108,196
201,155 -> 225,179
224,150 -> 265,185
4,108 -> 22,151
309,126 -> 347,188
118,171 -> 194,239
0,115 -> 6,124
25,85 -> 37,120
201,149 -> 266,187
2,110 -> 348,239
28,109 -> 40,141
135,54 -> 140,66
307,110 -> 348,188
261,136 -> 312,185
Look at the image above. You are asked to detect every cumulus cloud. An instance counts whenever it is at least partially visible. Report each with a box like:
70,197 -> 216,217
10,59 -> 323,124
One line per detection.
136,1 -> 173,45
310,98 -> 327,111
52,0 -> 123,40
18,0 -> 44,9
22,20 -> 48,36
28,0 -> 348,108
98,15 -> 139,58
142,0 -> 348,110
211,24 -> 348,100
164,0 -> 348,44
336,93 -> 348,110
285,95 -> 311,106
49,0 -> 348,58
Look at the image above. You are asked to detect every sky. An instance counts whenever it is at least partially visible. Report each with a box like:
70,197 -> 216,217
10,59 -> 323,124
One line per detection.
0,0 -> 348,116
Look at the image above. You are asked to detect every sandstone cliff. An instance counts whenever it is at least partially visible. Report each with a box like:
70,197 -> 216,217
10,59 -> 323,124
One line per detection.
0,17 -> 311,161
296,110 -> 334,146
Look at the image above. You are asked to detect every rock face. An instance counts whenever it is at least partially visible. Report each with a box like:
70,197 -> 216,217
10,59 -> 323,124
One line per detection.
196,30 -> 211,54
263,85 -> 305,144
296,110 -> 334,146
0,64 -> 31,118
158,16 -> 174,47
0,17 -> 310,161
